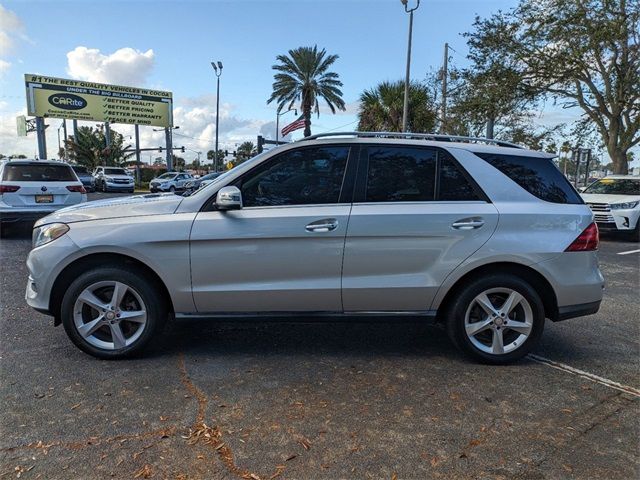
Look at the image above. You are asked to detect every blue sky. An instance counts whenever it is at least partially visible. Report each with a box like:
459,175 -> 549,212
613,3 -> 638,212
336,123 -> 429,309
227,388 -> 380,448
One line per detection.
2,0 -> 630,165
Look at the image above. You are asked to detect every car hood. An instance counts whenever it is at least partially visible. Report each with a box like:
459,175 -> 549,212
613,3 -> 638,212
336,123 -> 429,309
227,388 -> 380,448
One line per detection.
103,174 -> 131,179
35,193 -> 183,226
581,193 -> 640,205
151,177 -> 175,183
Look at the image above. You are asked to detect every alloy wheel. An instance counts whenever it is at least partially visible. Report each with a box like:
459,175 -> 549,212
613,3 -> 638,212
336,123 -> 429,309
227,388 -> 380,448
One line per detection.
464,287 -> 533,355
73,281 -> 147,350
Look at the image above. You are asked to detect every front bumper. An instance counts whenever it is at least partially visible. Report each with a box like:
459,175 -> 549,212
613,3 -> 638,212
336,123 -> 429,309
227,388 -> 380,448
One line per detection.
593,209 -> 639,232
105,181 -> 134,191
25,234 -> 81,316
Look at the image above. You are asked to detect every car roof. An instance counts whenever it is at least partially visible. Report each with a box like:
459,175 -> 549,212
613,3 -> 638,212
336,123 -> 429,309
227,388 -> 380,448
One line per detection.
288,133 -> 556,159
2,159 -> 73,166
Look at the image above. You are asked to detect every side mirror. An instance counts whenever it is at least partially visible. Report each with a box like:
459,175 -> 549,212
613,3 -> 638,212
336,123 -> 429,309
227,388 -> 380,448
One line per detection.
216,186 -> 242,210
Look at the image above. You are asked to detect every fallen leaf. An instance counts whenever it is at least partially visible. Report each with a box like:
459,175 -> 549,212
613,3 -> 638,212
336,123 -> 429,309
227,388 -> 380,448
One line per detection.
133,464 -> 153,479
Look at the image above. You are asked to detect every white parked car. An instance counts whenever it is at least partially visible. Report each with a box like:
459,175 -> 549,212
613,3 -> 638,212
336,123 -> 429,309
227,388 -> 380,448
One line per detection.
93,167 -> 135,193
0,159 -> 86,231
149,172 -> 193,193
581,175 -> 640,241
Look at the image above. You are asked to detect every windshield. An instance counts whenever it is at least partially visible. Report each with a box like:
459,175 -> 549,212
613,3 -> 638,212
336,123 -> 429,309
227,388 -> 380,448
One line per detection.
584,178 -> 640,196
104,168 -> 127,175
72,166 -> 89,174
201,172 -> 221,181
3,164 -> 76,182
157,173 -> 177,179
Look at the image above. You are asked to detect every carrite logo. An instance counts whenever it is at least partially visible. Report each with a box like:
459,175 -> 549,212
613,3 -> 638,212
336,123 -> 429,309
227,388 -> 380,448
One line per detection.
48,93 -> 87,110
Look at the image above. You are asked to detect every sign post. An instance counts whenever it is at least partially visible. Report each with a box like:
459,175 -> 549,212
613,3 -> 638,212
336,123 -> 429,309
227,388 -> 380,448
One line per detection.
35,117 -> 47,159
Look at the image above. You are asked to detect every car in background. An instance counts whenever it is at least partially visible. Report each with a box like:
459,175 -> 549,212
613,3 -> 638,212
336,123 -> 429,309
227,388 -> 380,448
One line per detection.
71,165 -> 96,192
0,159 -> 86,231
149,172 -> 193,193
182,171 -> 223,194
93,167 -> 135,193
581,175 -> 640,241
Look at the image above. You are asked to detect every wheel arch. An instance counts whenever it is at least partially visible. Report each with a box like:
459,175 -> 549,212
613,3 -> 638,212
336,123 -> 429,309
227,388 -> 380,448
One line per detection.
49,252 -> 174,325
435,262 -> 559,323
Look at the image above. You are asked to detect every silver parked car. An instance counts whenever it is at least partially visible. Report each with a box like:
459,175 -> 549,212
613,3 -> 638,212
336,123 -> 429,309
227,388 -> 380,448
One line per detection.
149,172 -> 193,193
93,167 -> 135,193
25,133 -> 604,363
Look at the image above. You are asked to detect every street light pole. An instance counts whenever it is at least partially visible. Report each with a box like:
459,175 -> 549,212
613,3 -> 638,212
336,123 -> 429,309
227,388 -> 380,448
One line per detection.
211,61 -> 223,171
276,108 -> 297,145
401,0 -> 420,133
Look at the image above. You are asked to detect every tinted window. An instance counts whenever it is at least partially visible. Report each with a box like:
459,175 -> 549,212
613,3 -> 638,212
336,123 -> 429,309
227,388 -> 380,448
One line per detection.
366,147 -> 436,202
104,168 -> 127,175
241,146 -> 349,207
583,178 -> 640,195
72,166 -> 89,174
3,164 -> 76,182
438,153 -> 482,201
475,152 -> 582,204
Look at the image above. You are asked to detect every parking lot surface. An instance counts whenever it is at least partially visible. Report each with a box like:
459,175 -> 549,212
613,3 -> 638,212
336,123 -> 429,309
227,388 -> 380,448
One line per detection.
1,192 -> 638,479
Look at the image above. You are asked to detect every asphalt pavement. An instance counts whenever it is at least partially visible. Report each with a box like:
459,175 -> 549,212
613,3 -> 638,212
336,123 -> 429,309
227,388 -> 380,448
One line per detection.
0,193 -> 638,479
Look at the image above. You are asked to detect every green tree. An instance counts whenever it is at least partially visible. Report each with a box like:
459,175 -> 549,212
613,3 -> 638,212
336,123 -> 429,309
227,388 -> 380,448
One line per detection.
357,80 -> 437,133
173,156 -> 186,170
268,45 -> 346,137
466,0 -> 640,173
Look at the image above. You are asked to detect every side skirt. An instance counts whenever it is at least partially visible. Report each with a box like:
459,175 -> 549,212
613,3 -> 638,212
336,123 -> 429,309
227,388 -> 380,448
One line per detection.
174,310 -> 438,324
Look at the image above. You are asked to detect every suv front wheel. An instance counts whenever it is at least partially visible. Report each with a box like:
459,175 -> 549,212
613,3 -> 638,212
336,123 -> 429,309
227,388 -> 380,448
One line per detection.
446,274 -> 545,364
61,266 -> 167,359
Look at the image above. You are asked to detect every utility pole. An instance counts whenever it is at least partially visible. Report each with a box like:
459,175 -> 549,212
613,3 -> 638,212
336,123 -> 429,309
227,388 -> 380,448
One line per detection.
135,124 -> 141,184
486,117 -> 495,139
105,122 -> 111,147
165,127 -> 173,171
35,117 -> 47,159
211,61 -> 223,171
62,119 -> 68,160
441,42 -> 449,134
401,0 -> 420,133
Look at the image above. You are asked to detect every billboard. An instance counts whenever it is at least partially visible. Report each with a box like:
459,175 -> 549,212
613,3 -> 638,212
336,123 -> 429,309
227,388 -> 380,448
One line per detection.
24,74 -> 172,128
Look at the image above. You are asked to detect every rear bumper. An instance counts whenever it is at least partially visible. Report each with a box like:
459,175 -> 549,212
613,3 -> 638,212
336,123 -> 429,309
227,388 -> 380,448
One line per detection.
557,300 -> 601,321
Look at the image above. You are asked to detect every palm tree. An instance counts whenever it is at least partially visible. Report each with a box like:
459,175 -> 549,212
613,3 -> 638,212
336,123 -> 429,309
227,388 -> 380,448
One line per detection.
357,80 -> 437,133
232,141 -> 257,167
66,126 -> 134,169
268,45 -> 346,137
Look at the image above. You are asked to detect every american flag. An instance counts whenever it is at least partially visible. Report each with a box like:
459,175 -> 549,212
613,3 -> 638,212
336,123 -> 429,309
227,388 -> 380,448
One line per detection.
281,114 -> 306,136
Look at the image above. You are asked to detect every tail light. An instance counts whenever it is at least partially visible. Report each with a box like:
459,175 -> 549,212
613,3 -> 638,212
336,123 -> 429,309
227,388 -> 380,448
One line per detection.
565,222 -> 599,251
0,185 -> 20,193
67,185 -> 87,193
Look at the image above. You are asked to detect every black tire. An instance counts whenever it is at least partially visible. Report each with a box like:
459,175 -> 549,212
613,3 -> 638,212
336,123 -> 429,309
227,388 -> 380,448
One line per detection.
630,220 -> 640,242
445,274 -> 545,364
61,266 -> 167,359
169,186 -> 176,193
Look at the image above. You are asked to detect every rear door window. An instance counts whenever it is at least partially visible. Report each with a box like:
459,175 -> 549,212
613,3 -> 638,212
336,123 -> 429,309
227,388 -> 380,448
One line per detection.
365,146 -> 437,202
3,164 -> 76,182
437,152 -> 483,201
474,152 -> 583,204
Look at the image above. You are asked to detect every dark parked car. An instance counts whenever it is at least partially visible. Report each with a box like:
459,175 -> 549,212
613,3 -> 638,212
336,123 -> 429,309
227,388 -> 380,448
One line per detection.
183,171 -> 223,195
71,165 -> 95,192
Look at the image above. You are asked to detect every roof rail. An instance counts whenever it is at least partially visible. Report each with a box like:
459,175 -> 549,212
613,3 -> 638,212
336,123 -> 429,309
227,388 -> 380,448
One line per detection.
298,131 -> 523,149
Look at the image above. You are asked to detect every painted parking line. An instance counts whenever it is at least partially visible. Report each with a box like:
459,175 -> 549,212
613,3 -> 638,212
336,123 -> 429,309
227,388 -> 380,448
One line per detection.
528,354 -> 640,399
617,249 -> 640,255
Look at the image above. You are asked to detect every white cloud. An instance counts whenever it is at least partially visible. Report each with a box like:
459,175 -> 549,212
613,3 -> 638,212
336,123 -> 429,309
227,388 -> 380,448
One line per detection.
0,4 -> 25,56
0,59 -> 10,78
66,46 -> 155,86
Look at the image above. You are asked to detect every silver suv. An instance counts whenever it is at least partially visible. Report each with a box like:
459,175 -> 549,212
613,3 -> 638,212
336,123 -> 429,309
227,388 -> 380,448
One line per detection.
25,133 -> 604,363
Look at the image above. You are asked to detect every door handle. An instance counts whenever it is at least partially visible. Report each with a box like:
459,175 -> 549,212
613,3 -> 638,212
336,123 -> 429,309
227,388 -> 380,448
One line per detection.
452,217 -> 485,230
306,218 -> 338,232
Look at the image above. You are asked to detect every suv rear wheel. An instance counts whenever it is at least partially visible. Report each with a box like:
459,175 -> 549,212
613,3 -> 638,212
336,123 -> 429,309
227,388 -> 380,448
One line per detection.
446,274 -> 545,364
61,266 -> 167,359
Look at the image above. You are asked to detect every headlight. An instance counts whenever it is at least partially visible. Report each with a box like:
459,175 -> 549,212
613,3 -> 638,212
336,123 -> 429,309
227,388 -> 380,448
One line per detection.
610,201 -> 639,210
32,223 -> 69,248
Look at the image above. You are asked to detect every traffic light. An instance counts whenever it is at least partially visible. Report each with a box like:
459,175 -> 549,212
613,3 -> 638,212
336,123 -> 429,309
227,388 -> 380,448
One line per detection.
158,147 -> 163,152
181,146 -> 185,153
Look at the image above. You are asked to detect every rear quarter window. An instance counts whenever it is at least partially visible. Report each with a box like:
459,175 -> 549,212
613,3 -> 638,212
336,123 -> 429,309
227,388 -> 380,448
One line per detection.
474,152 -> 583,204
2,164 -> 77,182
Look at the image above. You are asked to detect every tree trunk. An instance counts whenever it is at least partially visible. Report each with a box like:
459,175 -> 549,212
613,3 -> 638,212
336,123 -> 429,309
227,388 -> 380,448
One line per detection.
610,147 -> 629,174
303,104 -> 312,137
486,117 -> 495,139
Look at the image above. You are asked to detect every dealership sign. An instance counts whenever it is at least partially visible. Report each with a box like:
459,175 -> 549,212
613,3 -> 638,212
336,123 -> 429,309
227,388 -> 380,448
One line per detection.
25,74 -> 173,128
